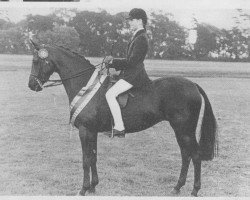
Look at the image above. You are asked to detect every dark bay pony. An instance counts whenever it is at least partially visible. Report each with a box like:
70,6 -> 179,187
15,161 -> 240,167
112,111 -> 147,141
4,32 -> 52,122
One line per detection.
28,41 -> 218,196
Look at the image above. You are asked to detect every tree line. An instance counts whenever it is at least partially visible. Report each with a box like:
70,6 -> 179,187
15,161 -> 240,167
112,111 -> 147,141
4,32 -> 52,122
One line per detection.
0,8 -> 249,62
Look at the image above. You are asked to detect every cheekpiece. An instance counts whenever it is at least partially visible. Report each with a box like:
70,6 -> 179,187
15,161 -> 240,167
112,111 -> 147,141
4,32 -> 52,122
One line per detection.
38,49 -> 48,59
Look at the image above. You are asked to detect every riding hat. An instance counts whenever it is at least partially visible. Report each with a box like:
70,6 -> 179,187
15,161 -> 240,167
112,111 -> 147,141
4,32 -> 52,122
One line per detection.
126,8 -> 147,25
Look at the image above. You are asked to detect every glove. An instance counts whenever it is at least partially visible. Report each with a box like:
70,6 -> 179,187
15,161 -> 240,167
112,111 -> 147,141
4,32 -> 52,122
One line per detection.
104,56 -> 113,65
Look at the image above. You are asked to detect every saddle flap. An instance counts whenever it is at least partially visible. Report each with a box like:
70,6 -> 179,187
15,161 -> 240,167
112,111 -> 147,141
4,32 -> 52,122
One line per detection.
117,93 -> 129,108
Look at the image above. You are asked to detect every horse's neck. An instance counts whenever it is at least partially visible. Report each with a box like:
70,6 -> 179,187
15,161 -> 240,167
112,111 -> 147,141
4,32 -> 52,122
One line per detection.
55,57 -> 95,103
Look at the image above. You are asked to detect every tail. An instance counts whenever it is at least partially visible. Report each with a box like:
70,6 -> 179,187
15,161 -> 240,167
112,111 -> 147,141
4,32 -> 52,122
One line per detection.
196,84 -> 218,161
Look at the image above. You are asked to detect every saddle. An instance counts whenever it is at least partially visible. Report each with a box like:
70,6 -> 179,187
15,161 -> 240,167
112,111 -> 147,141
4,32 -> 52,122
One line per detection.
107,77 -> 135,109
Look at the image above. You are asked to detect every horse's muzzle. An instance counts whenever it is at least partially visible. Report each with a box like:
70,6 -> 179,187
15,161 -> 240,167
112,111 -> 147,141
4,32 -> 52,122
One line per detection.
28,75 -> 43,92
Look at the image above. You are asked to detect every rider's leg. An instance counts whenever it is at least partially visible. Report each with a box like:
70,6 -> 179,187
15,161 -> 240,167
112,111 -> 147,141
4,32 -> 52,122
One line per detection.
106,79 -> 133,131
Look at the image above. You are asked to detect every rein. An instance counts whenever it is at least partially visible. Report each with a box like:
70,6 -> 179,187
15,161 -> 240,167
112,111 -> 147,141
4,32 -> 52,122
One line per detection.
44,62 -> 106,88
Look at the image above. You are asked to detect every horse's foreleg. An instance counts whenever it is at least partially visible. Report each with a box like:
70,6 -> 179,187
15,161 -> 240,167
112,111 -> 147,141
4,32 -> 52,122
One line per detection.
89,133 -> 98,193
78,126 -> 98,196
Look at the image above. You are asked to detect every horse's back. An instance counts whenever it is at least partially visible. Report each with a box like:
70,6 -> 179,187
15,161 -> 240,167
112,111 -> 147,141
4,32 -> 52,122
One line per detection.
153,76 -> 201,102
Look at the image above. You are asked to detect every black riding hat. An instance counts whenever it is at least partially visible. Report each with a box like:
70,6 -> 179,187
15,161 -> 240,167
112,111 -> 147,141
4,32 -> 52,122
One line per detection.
126,8 -> 147,25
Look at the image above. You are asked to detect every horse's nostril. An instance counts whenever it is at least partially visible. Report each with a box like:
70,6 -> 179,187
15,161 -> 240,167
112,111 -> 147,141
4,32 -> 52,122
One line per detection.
28,80 -> 33,89
28,82 -> 35,90
28,77 -> 37,91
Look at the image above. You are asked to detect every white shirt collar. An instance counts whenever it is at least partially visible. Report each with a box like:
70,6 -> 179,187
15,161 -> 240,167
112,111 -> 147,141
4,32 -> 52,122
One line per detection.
133,28 -> 145,37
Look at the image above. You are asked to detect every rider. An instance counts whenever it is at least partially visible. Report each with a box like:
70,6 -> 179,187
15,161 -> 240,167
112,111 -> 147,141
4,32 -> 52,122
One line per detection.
104,8 -> 151,138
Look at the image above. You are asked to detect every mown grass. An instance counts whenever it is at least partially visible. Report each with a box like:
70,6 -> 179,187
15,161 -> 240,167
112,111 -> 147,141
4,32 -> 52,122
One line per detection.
0,55 -> 249,196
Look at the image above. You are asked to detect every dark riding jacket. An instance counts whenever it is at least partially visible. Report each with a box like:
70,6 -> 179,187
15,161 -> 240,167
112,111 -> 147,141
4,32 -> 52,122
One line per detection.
109,29 -> 151,88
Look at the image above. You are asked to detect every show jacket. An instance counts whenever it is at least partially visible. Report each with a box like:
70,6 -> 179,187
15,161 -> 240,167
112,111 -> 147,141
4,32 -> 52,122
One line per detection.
110,29 -> 151,88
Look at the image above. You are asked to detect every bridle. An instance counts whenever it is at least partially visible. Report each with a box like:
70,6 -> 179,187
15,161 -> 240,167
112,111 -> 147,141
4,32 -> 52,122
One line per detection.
30,47 -> 107,88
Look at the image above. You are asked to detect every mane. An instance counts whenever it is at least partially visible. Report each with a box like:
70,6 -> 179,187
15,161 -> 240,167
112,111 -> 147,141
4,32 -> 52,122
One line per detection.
53,44 -> 94,67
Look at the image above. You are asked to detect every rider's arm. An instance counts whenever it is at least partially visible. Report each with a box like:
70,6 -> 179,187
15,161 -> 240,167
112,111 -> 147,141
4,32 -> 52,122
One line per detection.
110,35 -> 148,71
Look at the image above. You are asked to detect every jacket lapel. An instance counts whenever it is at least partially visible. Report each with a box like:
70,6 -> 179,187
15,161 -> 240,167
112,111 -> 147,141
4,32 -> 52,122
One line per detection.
132,29 -> 145,41
126,29 -> 145,56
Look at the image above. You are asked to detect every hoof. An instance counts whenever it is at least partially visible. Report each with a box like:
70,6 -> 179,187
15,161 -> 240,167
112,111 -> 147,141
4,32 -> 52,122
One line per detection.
88,186 -> 96,194
191,193 -> 198,197
170,188 -> 180,196
76,190 -> 85,196
191,191 -> 198,197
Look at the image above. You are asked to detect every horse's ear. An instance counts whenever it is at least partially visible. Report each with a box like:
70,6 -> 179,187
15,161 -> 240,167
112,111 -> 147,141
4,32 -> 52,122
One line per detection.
30,39 -> 40,50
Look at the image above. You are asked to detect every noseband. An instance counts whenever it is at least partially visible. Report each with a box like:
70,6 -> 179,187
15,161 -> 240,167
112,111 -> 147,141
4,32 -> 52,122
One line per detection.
30,74 -> 44,87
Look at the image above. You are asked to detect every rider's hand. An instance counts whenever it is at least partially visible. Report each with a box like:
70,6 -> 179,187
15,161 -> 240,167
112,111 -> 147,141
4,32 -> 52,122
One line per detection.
104,56 -> 113,65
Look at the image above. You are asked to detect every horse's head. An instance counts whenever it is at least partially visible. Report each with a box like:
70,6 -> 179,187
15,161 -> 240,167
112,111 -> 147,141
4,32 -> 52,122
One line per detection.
28,40 -> 57,92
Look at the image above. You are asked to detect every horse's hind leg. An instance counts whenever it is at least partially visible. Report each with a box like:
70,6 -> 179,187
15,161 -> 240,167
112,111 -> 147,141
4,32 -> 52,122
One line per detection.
170,123 -> 201,196
171,137 -> 191,194
190,141 -> 201,197
169,105 -> 201,196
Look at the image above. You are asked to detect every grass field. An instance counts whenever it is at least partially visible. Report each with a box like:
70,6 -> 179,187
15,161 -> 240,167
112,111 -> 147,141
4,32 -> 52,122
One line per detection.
0,54 -> 249,196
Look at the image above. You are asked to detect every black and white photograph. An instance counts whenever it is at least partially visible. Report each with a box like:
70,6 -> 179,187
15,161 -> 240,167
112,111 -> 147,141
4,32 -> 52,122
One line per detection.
0,0 -> 249,197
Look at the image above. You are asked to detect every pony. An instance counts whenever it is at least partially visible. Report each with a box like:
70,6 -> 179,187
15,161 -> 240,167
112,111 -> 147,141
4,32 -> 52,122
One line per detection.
28,40 -> 218,196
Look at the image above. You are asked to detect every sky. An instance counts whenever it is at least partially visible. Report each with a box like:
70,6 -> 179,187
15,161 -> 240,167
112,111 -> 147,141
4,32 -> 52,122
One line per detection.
1,0 -> 250,29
